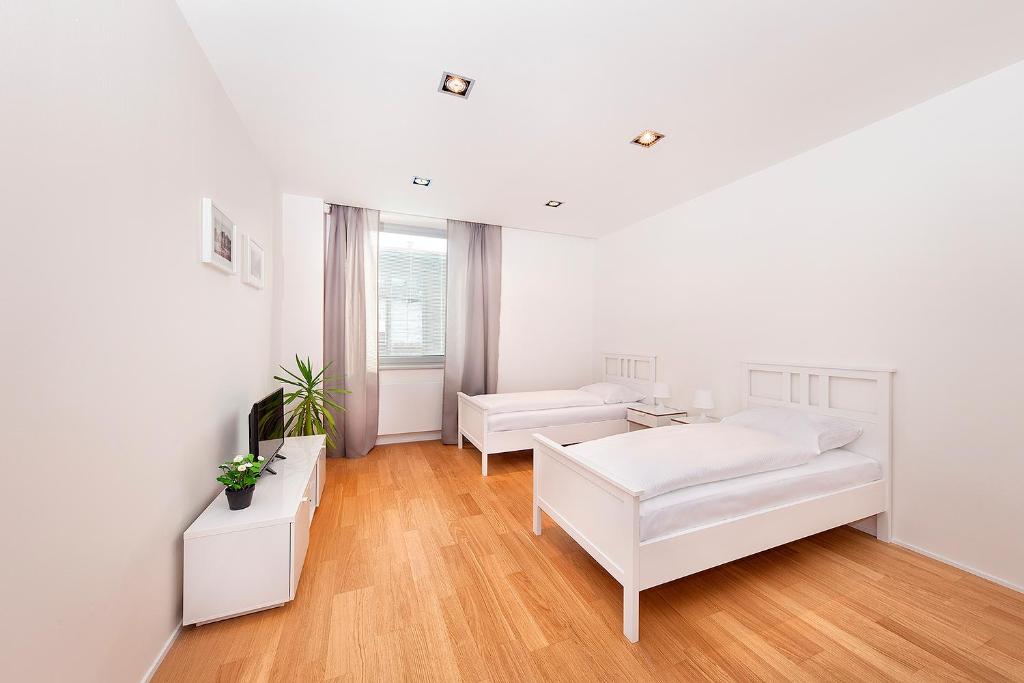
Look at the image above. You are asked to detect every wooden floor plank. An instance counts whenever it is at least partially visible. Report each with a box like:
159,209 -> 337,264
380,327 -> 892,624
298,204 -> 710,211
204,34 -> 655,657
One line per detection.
156,441 -> 1024,682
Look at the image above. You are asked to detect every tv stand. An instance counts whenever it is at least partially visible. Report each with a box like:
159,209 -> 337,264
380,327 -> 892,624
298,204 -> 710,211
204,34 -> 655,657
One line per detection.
183,435 -> 327,625
260,450 -> 288,475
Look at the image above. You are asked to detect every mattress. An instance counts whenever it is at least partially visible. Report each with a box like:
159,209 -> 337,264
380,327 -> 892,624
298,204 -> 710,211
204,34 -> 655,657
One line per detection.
638,448 -> 881,542
487,403 -> 628,432
470,389 -> 603,414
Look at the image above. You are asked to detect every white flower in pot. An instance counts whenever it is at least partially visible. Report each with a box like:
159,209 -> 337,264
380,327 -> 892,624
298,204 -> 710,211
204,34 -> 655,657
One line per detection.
217,453 -> 264,511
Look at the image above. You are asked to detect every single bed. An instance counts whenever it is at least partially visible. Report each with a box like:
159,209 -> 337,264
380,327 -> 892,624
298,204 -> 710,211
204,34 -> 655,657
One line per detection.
458,352 -> 656,476
532,362 -> 894,642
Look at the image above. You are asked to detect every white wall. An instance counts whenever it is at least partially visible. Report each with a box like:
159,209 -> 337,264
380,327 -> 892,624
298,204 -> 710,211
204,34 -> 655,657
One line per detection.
0,2 -> 279,681
378,368 -> 444,438
279,194 -> 325,372
498,228 -> 597,392
596,61 -> 1024,589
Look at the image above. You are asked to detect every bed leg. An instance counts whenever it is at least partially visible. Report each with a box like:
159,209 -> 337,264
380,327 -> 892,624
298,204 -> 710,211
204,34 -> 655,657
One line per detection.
532,503 -> 542,535
457,431 -> 463,449
623,584 -> 639,643
481,451 -> 488,477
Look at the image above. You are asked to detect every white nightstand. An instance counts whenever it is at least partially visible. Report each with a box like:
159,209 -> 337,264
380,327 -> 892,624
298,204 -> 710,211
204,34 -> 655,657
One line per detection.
626,403 -> 687,431
670,414 -> 721,425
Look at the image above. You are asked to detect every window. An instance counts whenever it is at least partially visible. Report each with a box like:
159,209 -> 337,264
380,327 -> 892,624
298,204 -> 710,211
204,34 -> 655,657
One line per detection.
378,221 -> 446,366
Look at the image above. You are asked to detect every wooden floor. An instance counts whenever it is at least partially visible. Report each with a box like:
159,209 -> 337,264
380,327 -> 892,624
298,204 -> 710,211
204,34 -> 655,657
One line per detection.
156,440 -> 1024,682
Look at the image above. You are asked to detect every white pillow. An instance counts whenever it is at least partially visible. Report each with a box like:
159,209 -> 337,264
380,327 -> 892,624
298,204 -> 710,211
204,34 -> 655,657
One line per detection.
579,382 -> 646,404
722,406 -> 862,455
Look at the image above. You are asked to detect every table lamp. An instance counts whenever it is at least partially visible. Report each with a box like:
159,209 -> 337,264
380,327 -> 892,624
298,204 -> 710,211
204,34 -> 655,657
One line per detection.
652,382 -> 671,407
693,389 -> 715,420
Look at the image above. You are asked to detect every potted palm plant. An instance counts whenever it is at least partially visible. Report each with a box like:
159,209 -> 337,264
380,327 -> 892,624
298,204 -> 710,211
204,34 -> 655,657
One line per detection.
217,453 -> 264,510
274,356 -> 347,449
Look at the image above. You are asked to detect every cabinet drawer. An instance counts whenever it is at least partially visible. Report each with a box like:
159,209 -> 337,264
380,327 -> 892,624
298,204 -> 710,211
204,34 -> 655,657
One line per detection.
626,408 -> 659,428
304,472 -> 315,529
315,446 -> 326,507
290,497 -> 312,600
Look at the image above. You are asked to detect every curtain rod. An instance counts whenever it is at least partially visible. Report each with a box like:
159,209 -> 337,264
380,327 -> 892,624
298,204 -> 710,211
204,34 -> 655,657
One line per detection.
322,202 -> 590,240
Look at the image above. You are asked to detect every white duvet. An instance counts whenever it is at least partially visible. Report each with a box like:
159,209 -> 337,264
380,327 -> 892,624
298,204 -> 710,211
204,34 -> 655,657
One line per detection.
470,389 -> 604,415
566,423 -> 818,500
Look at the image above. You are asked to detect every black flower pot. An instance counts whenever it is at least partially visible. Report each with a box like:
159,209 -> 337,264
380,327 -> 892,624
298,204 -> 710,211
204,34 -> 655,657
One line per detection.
225,485 -> 255,510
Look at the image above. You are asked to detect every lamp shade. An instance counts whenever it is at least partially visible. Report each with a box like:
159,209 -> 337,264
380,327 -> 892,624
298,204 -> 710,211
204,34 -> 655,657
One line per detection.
693,389 -> 715,410
652,382 -> 671,399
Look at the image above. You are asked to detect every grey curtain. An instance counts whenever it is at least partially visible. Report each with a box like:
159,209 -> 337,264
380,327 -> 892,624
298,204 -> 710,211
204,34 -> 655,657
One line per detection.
441,220 -> 501,444
324,205 -> 379,458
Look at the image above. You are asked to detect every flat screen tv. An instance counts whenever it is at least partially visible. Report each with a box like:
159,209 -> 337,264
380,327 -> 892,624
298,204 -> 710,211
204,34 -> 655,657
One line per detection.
249,388 -> 285,470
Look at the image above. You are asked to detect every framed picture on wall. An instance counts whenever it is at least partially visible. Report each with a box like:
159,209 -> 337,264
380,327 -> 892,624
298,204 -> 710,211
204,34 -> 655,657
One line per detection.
242,235 -> 266,289
200,197 -> 237,273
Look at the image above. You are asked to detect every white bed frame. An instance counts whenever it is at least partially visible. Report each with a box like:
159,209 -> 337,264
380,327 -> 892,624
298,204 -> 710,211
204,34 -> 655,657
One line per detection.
458,352 -> 656,476
532,361 -> 894,642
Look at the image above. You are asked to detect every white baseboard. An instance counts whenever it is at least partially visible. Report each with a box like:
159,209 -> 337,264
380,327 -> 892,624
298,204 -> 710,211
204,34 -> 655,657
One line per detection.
141,622 -> 181,683
893,538 -> 1023,593
376,431 -> 441,445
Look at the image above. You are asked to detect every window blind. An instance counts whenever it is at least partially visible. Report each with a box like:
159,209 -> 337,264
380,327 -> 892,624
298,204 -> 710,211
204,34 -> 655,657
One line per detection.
378,225 -> 446,363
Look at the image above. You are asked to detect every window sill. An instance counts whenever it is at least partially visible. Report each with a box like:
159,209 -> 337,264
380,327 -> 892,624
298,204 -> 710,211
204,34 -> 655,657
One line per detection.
380,363 -> 445,371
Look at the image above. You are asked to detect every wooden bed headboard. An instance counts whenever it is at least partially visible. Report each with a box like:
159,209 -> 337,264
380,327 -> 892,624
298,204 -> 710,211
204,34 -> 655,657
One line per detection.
602,352 -> 657,400
741,361 -> 895,520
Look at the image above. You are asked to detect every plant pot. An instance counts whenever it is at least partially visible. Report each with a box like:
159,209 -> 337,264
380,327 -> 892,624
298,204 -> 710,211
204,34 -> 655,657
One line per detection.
225,485 -> 255,510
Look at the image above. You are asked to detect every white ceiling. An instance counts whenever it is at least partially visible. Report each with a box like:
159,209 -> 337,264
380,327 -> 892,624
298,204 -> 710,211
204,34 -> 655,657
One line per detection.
176,1 -> 1024,238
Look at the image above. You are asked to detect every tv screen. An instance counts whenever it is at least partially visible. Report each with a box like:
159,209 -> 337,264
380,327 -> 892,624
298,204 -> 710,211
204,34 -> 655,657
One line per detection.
250,388 -> 284,462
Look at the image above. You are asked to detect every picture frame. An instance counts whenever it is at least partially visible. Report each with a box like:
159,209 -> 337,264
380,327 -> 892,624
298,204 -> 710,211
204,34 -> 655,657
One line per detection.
200,197 -> 237,274
242,234 -> 266,289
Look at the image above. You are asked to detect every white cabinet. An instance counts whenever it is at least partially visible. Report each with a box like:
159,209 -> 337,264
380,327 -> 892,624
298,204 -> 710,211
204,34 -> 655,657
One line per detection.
183,523 -> 291,624
183,435 -> 326,626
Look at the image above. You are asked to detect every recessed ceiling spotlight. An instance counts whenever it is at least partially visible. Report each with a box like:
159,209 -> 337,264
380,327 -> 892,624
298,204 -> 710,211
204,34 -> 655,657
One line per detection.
412,176 -> 431,186
631,129 -> 665,148
545,200 -> 563,208
439,71 -> 474,98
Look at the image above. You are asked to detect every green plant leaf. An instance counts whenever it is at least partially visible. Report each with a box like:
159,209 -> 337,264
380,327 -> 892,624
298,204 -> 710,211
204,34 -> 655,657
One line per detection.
277,365 -> 309,385
295,355 -> 311,381
274,375 -> 307,389
322,397 -> 345,411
